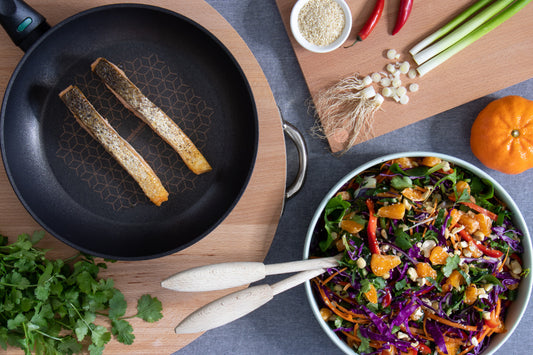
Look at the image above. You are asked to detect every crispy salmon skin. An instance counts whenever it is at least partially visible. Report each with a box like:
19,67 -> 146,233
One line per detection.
91,57 -> 212,175
59,85 -> 169,206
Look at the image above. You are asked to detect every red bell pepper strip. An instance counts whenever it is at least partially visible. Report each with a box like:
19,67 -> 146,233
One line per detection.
381,288 -> 392,308
457,229 -> 504,258
345,0 -> 385,47
416,343 -> 432,355
366,199 -> 381,254
448,194 -> 498,221
392,0 -> 414,35
461,201 -> 498,221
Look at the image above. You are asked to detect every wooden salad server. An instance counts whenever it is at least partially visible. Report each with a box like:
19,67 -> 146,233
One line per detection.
161,254 -> 341,292
173,268 -> 326,334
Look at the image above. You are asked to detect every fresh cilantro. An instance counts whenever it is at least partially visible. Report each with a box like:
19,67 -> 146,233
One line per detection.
360,279 -> 371,293
356,328 -> 372,353
135,295 -> 164,323
372,277 -> 386,290
0,231 -> 164,354
443,255 -> 460,277
394,229 -> 412,251
394,278 -> 408,292
455,187 -> 471,203
458,269 -> 471,286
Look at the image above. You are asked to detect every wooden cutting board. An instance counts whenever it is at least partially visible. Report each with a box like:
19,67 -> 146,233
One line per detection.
276,0 -> 533,152
0,0 -> 286,353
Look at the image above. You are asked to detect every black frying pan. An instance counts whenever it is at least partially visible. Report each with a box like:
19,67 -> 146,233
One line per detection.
0,1 -> 258,260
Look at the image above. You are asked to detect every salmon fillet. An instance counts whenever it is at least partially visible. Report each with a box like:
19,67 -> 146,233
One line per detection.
59,85 -> 169,206
91,57 -> 212,175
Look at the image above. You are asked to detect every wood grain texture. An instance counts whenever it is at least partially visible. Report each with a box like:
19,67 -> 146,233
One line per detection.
0,0 -> 286,353
276,0 -> 533,152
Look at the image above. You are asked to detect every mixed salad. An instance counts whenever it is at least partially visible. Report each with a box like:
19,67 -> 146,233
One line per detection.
310,156 -> 527,355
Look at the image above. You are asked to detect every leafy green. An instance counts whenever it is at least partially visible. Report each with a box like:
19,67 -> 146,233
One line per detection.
357,328 -> 371,353
391,175 -> 412,190
0,231 -> 164,354
442,255 -> 460,277
135,295 -> 164,323
393,229 -> 412,251
320,196 -> 351,252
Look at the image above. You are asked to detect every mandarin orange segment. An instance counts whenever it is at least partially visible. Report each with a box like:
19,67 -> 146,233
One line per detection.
443,270 -> 465,292
392,157 -> 418,169
370,254 -> 401,277
415,262 -> 437,279
459,214 -> 480,234
464,284 -> 478,305
340,219 -> 364,235
429,246 -> 449,265
421,156 -> 442,167
449,209 -> 463,228
364,283 -> 378,304
475,213 -> 493,236
377,203 -> 405,220
335,238 -> 345,252
456,180 -> 471,196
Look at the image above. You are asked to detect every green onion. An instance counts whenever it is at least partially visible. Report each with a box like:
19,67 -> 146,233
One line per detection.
409,0 -> 493,56
413,0 -> 515,65
414,0 -> 533,76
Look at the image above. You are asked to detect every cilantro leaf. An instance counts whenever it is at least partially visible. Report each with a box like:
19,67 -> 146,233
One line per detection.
109,290 -> 127,319
394,229 -> 412,250
112,319 -> 135,345
357,328 -> 372,353
136,295 -> 163,323
443,255 -> 460,277
88,343 -> 105,355
91,325 -> 111,348
74,319 -> 89,342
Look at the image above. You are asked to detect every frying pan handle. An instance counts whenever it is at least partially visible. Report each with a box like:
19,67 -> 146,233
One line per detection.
283,120 -> 307,199
0,0 -> 50,51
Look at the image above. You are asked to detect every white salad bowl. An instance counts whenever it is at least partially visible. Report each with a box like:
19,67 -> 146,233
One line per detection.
303,152 -> 532,355
290,0 -> 352,53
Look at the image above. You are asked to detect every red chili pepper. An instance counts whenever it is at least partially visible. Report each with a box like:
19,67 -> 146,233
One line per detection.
345,0 -> 385,47
392,0 -> 414,35
457,229 -> 504,258
366,199 -> 381,254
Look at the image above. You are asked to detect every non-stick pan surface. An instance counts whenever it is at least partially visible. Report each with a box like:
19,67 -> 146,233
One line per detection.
0,4 -> 258,260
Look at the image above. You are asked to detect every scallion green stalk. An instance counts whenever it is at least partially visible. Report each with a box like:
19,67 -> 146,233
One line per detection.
412,0 -> 514,65
416,0 -> 533,76
409,0 -> 494,56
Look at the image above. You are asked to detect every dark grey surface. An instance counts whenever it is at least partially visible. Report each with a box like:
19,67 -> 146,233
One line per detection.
175,1 -> 533,354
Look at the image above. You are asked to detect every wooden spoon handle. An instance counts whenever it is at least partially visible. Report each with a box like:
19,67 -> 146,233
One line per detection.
174,268 -> 325,334
161,255 -> 339,292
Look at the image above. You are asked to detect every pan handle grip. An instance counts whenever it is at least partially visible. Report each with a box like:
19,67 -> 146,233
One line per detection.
283,120 -> 307,199
0,0 -> 50,51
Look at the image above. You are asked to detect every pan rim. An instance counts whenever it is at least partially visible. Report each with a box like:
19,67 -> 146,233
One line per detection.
0,3 -> 259,260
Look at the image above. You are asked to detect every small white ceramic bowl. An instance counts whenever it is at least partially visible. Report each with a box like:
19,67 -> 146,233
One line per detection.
290,0 -> 352,53
304,152 -> 532,355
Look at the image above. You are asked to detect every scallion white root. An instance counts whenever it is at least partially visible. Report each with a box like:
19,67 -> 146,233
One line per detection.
311,74 -> 383,154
